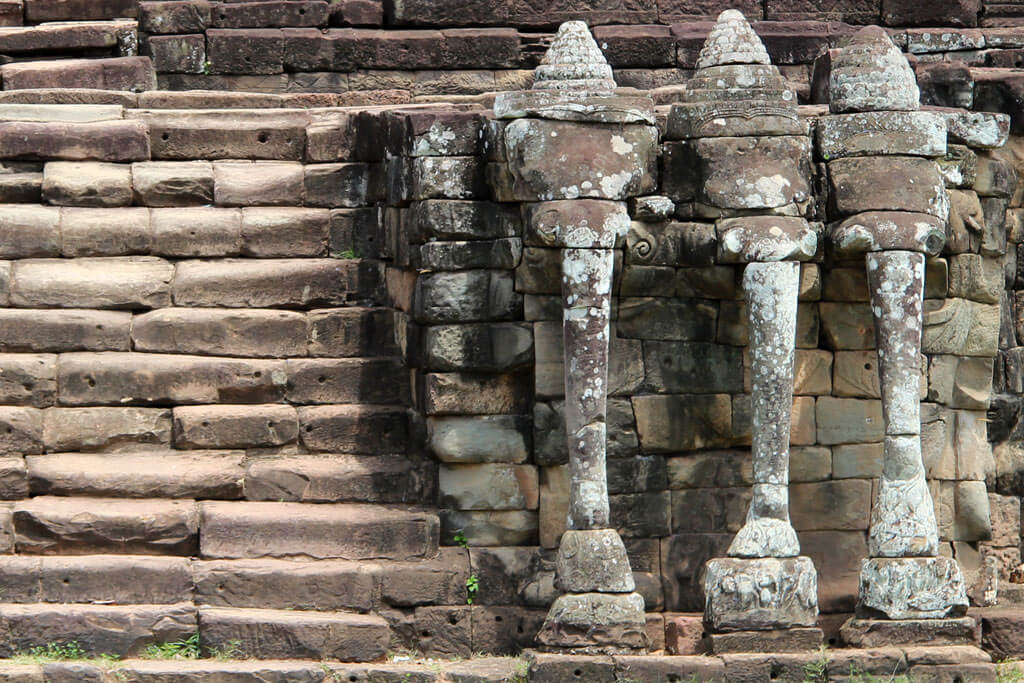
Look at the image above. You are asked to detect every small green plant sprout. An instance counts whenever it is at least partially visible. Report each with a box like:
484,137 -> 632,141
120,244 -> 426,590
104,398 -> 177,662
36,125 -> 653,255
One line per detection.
465,573 -> 480,604
453,529 -> 469,548
209,639 -> 244,661
141,632 -> 201,660
337,247 -> 359,259
28,641 -> 87,660
801,644 -> 828,683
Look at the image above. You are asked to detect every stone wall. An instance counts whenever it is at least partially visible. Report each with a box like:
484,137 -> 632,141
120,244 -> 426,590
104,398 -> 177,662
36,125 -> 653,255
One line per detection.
0,52 -> 1023,659
382,101 -> 1024,632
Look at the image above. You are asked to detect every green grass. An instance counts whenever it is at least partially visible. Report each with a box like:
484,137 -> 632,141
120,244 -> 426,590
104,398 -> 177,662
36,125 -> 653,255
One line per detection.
9,640 -> 121,667
141,632 -> 201,660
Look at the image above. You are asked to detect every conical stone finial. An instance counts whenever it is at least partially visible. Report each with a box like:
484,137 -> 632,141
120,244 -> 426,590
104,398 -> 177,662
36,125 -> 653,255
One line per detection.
829,25 -> 920,113
696,9 -> 771,70
533,20 -> 617,93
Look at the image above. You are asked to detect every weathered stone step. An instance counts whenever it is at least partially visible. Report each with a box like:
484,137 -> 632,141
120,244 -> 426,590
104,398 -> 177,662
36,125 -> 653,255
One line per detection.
194,548 -> 468,611
199,606 -> 389,661
25,0 -> 137,23
200,501 -> 439,561
0,656 -> 526,681
0,554 -> 192,604
0,602 -> 195,657
26,451 -> 246,499
0,56 -> 155,91
13,496 -> 199,555
244,454 -> 425,503
0,20 -> 136,54
0,119 -> 149,161
0,103 -> 123,121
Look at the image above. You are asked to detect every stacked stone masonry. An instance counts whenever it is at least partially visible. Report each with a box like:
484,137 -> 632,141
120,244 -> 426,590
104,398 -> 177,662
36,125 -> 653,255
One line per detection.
1,3 -> 1024,677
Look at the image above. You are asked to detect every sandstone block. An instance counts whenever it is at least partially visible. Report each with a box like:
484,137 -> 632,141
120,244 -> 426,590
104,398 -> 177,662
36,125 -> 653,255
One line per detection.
633,394 -> 731,452
440,509 -> 537,546
816,397 -> 885,444
42,407 -> 170,452
617,298 -> 717,342
0,603 -> 195,658
140,1 -> 211,34
244,454 -> 418,504
415,270 -> 519,324
60,207 -> 151,257
407,200 -> 520,242
830,211 -> 947,257
704,556 -> 818,632
423,372 -> 530,415
817,111 -> 947,159
35,555 -> 191,605
304,162 -> 383,208
11,257 -> 172,309
500,119 -> 657,201
0,354 -> 54,408
298,404 -> 407,454
427,416 -> 529,465
206,28 -> 283,74
859,557 -> 969,620
697,135 -> 811,211
41,161 -> 131,207
414,238 -> 522,271
0,120 -> 150,162
439,463 -> 538,511
200,501 -> 438,560
828,156 -> 948,219
13,497 -> 198,555
131,161 -> 214,206
307,307 -> 394,358
146,33 -> 205,74
27,452 -> 245,500
173,259 -> 379,308
213,1 -> 328,28
58,352 -> 287,406
135,110 -> 306,161
173,404 -> 297,449
0,309 -> 130,352
213,161 -> 304,206
423,323 -> 533,372
924,298 -> 1000,357
241,207 -> 328,258
409,156 -> 484,201
716,216 -> 816,263
151,207 -> 241,257
132,308 -> 308,358
193,557 -> 376,612
199,606 -> 387,661
642,341 -> 743,394
0,205 -> 59,258
791,479 -> 872,531
284,357 -> 404,405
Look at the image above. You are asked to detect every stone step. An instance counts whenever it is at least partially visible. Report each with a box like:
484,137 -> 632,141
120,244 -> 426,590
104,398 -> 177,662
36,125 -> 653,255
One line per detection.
26,451 -> 246,499
0,554 -> 192,604
979,607 -> 1024,660
0,602 -> 195,657
194,549 -> 468,611
0,20 -> 135,54
0,657 -> 526,680
0,56 -> 155,91
24,0 -> 138,23
13,496 -> 199,555
243,454 -> 425,504
199,501 -> 439,561
199,606 -> 389,661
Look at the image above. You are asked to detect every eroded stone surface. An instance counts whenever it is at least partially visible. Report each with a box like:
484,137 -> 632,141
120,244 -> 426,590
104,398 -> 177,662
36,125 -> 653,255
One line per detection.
829,26 -> 920,114
830,211 -> 946,257
535,592 -> 648,654
556,529 -> 634,594
704,556 -> 818,632
858,557 -> 969,620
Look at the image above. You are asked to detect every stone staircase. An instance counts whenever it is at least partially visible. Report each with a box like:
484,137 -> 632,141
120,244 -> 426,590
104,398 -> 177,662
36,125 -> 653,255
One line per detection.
0,6 -> 154,91
0,105 -> 469,667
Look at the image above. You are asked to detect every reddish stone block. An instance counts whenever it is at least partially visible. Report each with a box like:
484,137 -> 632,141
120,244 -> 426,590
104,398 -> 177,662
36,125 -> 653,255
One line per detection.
210,1 -> 328,28
145,34 -> 205,73
659,0 -> 760,22
389,0 -> 509,25
665,613 -> 707,655
206,28 -> 284,74
593,25 -> 675,67
441,28 -> 520,69
882,0 -> 980,26
140,1 -> 211,34
0,120 -> 150,162
514,0 -> 657,27
328,0 -> 381,25
0,1 -> 22,26
766,0 -> 880,23
23,0 -> 136,21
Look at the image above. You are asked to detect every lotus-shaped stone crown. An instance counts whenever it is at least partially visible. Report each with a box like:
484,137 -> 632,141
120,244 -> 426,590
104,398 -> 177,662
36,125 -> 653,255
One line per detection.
829,25 -> 920,113
533,20 -> 617,92
696,9 -> 771,69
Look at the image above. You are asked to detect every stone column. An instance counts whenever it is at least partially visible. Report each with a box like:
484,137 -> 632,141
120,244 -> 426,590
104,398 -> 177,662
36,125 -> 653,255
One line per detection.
493,21 -> 659,654
668,10 -> 821,651
820,26 -> 970,645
